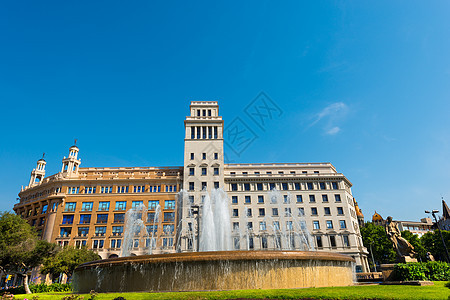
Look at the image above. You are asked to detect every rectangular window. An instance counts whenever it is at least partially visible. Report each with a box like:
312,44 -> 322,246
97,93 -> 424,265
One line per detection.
202,152 -> 206,159
283,195 -> 289,203
246,208 -> 252,217
118,186 -> 129,193
233,222 -> 239,231
259,221 -> 266,231
316,236 -> 323,248
319,182 -> 326,190
332,182 -> 339,190
81,202 -> 93,212
78,227 -> 89,237
232,209 -> 239,217
149,200 -> 159,210
313,221 -> 320,230
244,196 -> 251,203
298,207 -> 305,216
189,182 -> 194,191
164,212 -> 175,222
64,202 -> 76,212
322,195 -> 328,202
335,194 -> 342,202
282,183 -> 288,190
307,182 -> 313,190
112,226 -> 123,235
243,183 -> 251,191
309,195 -> 316,203
85,186 -> 96,194
324,207 -> 331,215
163,224 -> 175,234
285,207 -> 291,216
296,195 -> 303,203
114,213 -> 125,223
257,195 -> 264,203
98,202 -> 110,211
337,207 -> 344,215
214,181 -> 219,189
231,196 -> 238,204
147,225 -> 158,234
133,186 -> 145,193
79,214 -> 91,224
286,221 -> 293,231
201,182 -> 207,189
162,237 -> 173,248
189,168 -> 194,176
294,183 -> 301,190
326,220 -> 333,229
96,214 -> 108,224
132,201 -> 144,209
330,235 -> 337,247
343,235 -> 350,247
256,183 -> 263,191
261,236 -> 268,249
190,153 -> 194,160
213,167 -> 219,175
101,186 -> 112,193
311,207 -> 317,215
259,208 -> 265,216
214,152 -> 218,159
247,222 -> 253,230
115,201 -> 127,211
272,208 -> 278,216
231,183 -> 238,191
340,220 -> 347,229
273,221 -> 280,230
62,215 -> 74,225
41,204 -> 48,214
234,237 -> 240,250
269,183 -> 276,190
95,226 -> 107,236
201,168 -> 207,176
60,227 -> 71,237
68,187 -> 79,194
165,200 -> 175,209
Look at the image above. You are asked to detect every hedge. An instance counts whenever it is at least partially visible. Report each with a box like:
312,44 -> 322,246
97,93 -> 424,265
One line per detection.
394,261 -> 450,281
2,283 -> 72,294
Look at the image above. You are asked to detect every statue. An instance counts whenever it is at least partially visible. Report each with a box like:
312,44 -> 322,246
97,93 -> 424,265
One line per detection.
385,216 -> 417,262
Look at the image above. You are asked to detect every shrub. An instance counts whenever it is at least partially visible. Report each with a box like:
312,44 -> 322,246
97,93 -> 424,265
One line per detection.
112,297 -> 126,300
394,261 -> 450,281
3,283 -> 72,294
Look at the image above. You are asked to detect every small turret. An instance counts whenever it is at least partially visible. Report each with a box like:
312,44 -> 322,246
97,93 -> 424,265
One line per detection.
61,140 -> 81,177
28,153 -> 46,187
353,198 -> 365,227
372,211 -> 385,226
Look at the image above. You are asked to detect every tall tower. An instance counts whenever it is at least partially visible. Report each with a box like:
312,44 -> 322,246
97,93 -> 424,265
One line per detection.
179,102 -> 224,251
183,101 -> 224,195
61,143 -> 81,177
28,154 -> 46,187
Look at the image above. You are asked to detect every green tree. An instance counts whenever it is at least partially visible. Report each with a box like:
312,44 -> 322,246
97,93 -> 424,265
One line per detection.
41,246 -> 101,280
421,230 -> 450,262
360,222 -> 396,270
400,230 -> 427,261
0,211 -> 58,294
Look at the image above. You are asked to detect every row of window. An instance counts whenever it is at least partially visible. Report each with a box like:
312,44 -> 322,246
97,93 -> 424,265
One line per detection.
188,167 -> 220,176
60,223 -> 175,238
72,237 -> 175,250
61,211 -> 176,225
230,182 -> 339,192
190,126 -> 219,139
67,185 -> 177,194
230,194 -> 342,204
64,200 -> 176,212
230,206 -> 344,218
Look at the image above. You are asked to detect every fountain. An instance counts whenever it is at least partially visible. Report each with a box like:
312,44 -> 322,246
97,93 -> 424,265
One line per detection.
73,188 -> 355,293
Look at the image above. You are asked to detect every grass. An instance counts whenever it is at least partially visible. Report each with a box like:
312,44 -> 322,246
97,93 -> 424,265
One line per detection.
9,282 -> 450,300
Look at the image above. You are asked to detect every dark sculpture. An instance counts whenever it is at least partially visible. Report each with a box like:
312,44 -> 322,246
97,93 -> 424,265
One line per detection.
385,216 -> 416,261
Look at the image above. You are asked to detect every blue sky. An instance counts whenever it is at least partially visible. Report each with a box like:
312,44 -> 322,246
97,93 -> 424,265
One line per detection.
1,1 -> 449,221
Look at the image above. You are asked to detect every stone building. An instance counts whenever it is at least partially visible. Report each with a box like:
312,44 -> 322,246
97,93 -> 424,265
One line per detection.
12,101 -> 369,274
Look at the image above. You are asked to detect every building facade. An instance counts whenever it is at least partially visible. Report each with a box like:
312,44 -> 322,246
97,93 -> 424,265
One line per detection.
13,101 -> 369,273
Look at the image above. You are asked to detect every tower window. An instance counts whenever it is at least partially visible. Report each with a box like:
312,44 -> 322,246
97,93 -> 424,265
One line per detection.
208,109 -> 211,116
191,127 -> 195,139
190,153 -> 194,160
189,182 -> 194,191
203,109 -> 206,116
189,168 -> 194,176
201,168 -> 207,176
214,153 -> 218,159
202,126 -> 207,139
213,167 -> 219,175
202,153 -> 206,160
197,110 -> 200,116
214,127 -> 218,139
208,126 -> 212,139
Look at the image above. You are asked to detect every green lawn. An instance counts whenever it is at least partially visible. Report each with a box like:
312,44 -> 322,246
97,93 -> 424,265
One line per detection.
10,282 -> 450,300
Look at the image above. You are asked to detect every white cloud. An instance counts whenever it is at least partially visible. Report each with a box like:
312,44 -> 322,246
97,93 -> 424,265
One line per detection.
326,126 -> 341,135
308,102 -> 349,135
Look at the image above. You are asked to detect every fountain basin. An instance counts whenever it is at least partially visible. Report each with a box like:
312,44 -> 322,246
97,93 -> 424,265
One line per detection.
73,250 -> 355,293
